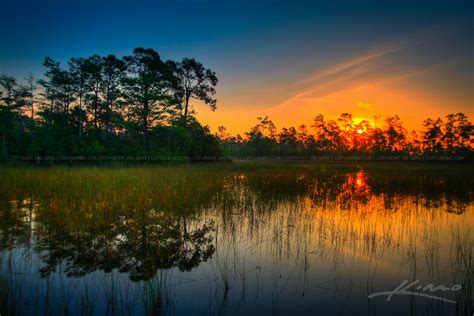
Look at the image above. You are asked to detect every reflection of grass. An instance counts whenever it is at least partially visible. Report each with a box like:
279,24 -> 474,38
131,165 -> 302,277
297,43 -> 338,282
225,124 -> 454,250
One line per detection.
207,163 -> 473,314
451,226 -> 473,313
0,274 -> 12,315
0,162 -> 472,314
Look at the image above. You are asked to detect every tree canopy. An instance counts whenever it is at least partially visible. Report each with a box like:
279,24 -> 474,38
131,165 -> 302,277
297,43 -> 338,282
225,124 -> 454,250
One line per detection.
0,48 -> 221,162
218,113 -> 473,159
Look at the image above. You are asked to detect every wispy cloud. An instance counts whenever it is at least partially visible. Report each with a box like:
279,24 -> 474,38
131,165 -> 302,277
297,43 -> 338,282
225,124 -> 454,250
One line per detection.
296,48 -> 398,86
283,26 -> 464,107
356,100 -> 374,111
275,32 -> 461,111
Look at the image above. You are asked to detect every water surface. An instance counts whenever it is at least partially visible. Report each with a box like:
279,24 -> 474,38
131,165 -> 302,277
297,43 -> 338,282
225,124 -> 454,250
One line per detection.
0,162 -> 472,315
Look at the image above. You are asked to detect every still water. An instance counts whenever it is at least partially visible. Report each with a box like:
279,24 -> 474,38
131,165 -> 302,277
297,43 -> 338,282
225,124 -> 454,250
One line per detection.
0,163 -> 472,315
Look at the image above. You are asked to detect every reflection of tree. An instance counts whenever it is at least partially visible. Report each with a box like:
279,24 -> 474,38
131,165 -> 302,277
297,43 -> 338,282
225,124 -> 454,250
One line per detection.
34,208 -> 215,282
0,169 -> 223,282
0,197 -> 36,249
224,166 -> 472,214
0,165 -> 472,284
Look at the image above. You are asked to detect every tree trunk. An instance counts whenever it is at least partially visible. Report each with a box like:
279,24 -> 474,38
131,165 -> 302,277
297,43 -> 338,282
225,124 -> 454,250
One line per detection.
94,87 -> 99,130
106,86 -> 113,136
143,100 -> 148,150
2,123 -> 6,157
106,98 -> 112,137
183,95 -> 190,123
94,100 -> 98,130
28,76 -> 35,121
30,88 -> 34,120
78,94 -> 83,141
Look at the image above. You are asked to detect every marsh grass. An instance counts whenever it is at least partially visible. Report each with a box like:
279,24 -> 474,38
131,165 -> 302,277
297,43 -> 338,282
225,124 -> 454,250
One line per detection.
0,162 -> 472,315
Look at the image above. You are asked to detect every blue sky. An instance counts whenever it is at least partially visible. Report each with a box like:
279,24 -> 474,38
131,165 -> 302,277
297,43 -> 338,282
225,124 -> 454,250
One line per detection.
1,0 -> 472,133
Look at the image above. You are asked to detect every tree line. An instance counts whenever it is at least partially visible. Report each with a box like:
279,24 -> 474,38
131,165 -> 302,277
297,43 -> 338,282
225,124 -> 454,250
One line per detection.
217,113 -> 473,158
0,48 -> 220,161
1,48 -> 472,162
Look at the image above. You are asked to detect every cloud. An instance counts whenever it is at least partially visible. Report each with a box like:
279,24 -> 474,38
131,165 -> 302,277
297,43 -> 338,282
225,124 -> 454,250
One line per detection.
274,41 -> 458,112
282,26 -> 465,109
356,100 -> 374,111
296,48 -> 397,86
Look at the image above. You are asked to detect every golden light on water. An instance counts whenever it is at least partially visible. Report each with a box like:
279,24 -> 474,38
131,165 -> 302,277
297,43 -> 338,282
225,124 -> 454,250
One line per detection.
0,165 -> 472,315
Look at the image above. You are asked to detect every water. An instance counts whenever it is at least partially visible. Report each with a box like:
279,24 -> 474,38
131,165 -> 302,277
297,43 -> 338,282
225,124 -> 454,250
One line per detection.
0,163 -> 472,315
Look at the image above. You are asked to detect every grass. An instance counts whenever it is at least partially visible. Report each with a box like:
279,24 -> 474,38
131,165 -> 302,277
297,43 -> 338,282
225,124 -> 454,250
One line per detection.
0,162 -> 472,315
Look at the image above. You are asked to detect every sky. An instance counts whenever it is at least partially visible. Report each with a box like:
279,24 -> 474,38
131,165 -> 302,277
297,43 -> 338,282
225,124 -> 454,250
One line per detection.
1,0 -> 472,134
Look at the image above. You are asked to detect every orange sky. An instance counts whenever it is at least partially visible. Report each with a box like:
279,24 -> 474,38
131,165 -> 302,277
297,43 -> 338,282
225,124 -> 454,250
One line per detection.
2,0 -> 472,138
196,46 -> 473,135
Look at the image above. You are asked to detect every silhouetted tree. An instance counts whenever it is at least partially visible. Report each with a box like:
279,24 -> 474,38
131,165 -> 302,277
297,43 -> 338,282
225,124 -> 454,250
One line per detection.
278,127 -> 298,154
123,48 -> 178,149
0,75 -> 18,157
100,55 -> 126,135
451,113 -> 473,151
245,116 -> 278,155
384,115 -> 406,152
422,118 -> 444,153
296,124 -> 313,151
173,58 -> 218,123
2,47 -> 474,162
338,113 -> 354,150
83,55 -> 103,131
68,57 -> 88,141
0,75 -> 17,108
25,74 -> 37,120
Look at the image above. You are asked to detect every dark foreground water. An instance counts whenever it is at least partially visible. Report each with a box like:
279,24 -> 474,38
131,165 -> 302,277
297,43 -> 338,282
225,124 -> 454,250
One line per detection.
0,163 -> 472,315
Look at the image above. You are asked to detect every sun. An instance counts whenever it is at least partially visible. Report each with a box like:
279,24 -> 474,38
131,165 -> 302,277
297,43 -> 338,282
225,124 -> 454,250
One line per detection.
357,129 -> 363,134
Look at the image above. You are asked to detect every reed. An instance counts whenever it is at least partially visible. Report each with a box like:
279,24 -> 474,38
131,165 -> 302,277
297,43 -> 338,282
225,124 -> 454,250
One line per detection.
0,162 -> 472,315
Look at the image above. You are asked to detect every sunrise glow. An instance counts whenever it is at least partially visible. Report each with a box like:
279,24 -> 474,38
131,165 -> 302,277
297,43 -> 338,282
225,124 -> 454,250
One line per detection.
1,1 -> 473,315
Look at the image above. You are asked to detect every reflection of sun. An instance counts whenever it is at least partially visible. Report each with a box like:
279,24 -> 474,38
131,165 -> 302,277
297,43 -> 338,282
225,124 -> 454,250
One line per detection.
357,129 -> 363,134
354,171 -> 369,191
338,170 -> 371,201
